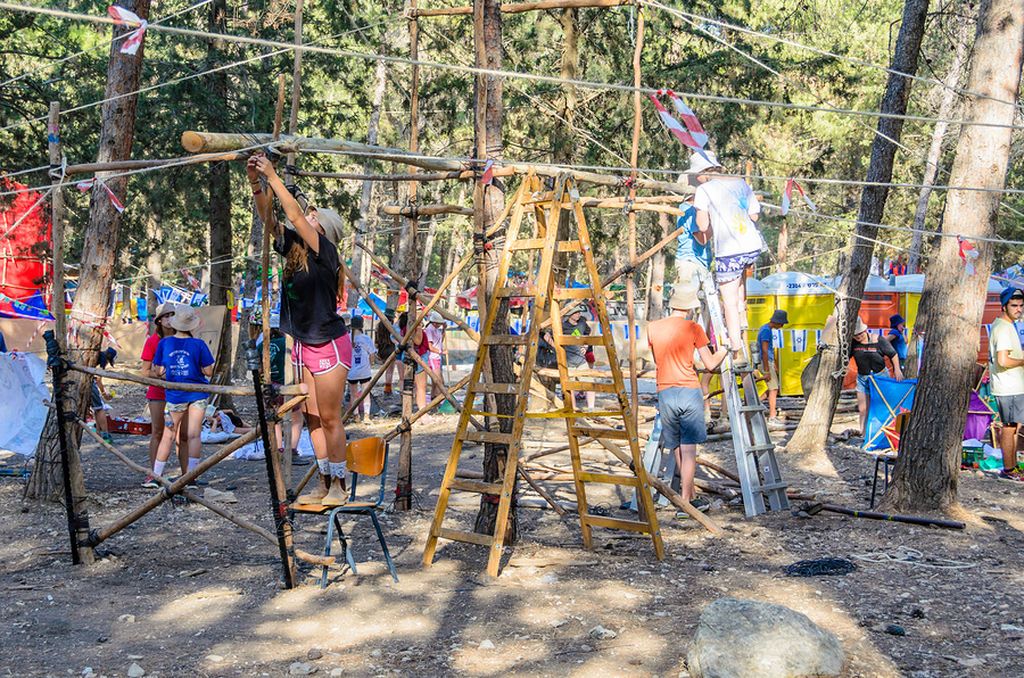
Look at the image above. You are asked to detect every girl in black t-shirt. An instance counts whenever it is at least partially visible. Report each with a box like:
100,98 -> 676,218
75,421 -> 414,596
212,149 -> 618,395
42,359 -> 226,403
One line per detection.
250,154 -> 351,507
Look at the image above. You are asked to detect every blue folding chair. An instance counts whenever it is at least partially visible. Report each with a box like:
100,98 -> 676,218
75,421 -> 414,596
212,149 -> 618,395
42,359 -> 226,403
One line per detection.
296,437 -> 399,587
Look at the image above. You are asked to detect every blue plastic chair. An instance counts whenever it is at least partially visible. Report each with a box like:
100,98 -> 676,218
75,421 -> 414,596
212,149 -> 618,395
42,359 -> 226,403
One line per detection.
318,436 -> 399,587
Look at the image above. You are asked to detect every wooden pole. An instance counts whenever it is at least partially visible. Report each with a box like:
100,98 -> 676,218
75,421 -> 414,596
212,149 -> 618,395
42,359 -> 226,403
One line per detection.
87,394 -> 307,547
395,0 -> 421,512
264,76 -> 286,381
67,363 -> 308,396
411,0 -> 631,17
625,8 -> 644,429
64,152 -> 249,175
47,103 -> 66,349
380,204 -> 473,217
181,131 -> 692,193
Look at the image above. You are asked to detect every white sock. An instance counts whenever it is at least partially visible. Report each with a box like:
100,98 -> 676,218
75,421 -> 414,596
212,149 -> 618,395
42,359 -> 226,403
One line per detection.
188,457 -> 200,472
152,460 -> 166,477
317,458 -> 330,475
329,461 -> 347,479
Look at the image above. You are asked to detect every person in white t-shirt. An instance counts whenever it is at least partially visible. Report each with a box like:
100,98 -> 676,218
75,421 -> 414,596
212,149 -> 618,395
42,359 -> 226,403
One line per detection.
346,314 -> 377,422
425,311 -> 447,400
688,151 -> 765,363
990,287 -> 1024,482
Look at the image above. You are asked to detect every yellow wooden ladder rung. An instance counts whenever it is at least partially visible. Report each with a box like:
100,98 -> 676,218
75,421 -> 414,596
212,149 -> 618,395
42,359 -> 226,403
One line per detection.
582,515 -> 653,533
448,478 -> 504,494
555,335 -> 598,346
552,287 -> 594,300
438,527 -> 494,547
509,238 -> 545,250
470,382 -> 522,395
563,380 -> 618,393
557,241 -> 582,253
536,367 -> 616,379
481,335 -> 529,346
496,285 -> 538,298
464,430 -> 516,445
578,472 -> 641,487
571,426 -> 630,441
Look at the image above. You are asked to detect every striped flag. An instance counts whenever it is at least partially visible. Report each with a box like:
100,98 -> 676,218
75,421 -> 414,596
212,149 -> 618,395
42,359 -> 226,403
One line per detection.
648,95 -> 710,161
76,178 -> 126,214
480,159 -> 495,186
107,5 -> 148,55
781,178 -> 817,216
958,236 -> 979,276
663,90 -> 708,148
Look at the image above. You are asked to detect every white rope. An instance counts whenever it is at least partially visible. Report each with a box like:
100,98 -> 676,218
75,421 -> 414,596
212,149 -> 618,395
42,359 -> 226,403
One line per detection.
640,0 -> 1023,113
3,2 -> 1024,133
0,0 -> 214,90
0,20 -> 398,134
0,164 -> 50,179
851,547 -> 977,570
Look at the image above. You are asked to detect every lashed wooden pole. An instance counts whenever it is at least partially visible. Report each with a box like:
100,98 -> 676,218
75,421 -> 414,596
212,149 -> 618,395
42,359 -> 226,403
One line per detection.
625,8 -> 644,429
47,103 -> 67,348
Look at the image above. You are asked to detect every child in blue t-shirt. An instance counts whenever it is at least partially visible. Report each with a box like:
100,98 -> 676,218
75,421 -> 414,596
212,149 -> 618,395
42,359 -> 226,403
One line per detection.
152,306 -> 214,482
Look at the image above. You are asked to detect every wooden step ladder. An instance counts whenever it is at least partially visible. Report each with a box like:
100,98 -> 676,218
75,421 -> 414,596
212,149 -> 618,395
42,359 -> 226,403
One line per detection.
696,272 -> 789,517
423,173 -> 665,576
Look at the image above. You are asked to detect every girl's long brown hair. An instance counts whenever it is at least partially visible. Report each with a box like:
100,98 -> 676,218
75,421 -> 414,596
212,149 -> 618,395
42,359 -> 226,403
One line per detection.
283,238 -> 347,306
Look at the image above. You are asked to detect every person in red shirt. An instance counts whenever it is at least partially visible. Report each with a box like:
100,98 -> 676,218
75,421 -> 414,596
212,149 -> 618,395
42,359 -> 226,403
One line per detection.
139,302 -> 180,488
647,287 -> 728,512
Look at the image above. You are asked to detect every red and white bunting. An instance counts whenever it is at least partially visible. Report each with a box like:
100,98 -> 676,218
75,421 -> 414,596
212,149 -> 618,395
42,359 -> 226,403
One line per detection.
107,6 -> 148,55
480,159 -> 495,186
780,178 -> 817,216
662,90 -> 709,148
648,95 -> 710,162
958,236 -> 980,276
76,178 -> 126,214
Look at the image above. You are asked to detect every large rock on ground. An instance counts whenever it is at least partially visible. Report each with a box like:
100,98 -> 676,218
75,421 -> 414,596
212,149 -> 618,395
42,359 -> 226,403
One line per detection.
688,597 -> 844,678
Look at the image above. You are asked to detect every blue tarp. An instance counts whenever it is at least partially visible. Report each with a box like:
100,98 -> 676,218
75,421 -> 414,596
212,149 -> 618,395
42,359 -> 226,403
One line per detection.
864,375 -> 917,452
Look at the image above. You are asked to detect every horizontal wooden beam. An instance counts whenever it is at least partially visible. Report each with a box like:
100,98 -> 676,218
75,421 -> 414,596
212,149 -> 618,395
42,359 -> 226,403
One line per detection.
379,203 -> 473,217
180,131 -> 691,193
297,169 -> 471,182
412,0 -> 632,17
69,363 -> 308,397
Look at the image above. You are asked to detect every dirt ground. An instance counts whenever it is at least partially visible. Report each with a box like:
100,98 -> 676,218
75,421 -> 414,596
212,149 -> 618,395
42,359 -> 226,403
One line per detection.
2,381 -> 1023,678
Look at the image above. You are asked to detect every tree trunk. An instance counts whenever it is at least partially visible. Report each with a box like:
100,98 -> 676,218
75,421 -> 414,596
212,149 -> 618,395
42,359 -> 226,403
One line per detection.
777,221 -> 789,272
207,0 -> 233,402
550,7 -> 578,290
647,212 -> 669,320
145,213 -> 162,323
473,0 -> 516,541
27,0 -> 152,565
787,0 -> 930,455
352,58 -> 388,289
906,20 -> 972,273
883,0 -> 1023,512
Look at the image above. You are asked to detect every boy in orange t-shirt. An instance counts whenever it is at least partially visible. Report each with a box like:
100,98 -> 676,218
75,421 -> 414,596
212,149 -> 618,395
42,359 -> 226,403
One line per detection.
647,287 -> 728,511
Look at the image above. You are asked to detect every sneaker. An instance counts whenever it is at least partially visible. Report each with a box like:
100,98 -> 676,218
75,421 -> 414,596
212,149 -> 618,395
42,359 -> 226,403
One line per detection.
998,468 -> 1024,482
291,451 -> 311,466
675,496 -> 711,519
141,476 -> 159,489
101,433 -> 114,444
767,417 -> 787,430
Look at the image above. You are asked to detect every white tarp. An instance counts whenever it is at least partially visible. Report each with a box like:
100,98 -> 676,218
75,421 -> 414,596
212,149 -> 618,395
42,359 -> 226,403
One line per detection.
0,352 -> 49,457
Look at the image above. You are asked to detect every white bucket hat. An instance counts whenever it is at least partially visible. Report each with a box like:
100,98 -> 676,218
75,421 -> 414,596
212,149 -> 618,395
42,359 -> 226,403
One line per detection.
310,206 -> 345,246
854,318 -> 869,335
168,305 -> 202,333
685,150 -> 723,176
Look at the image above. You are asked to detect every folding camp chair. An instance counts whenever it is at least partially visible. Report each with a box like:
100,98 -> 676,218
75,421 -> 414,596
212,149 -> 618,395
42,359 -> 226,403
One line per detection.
291,436 -> 399,587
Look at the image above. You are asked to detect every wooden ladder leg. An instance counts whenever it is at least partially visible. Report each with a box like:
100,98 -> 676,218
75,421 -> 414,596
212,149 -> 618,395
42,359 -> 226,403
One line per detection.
485,441 -> 522,577
423,435 -> 469,567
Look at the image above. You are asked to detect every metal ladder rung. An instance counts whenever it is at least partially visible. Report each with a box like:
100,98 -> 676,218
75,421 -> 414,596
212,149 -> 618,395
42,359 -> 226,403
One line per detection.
481,335 -> 529,346
552,287 -> 594,300
563,380 -> 617,393
463,430 -> 515,445
750,481 -> 789,492
572,426 -> 629,441
744,444 -> 778,454
583,515 -> 652,533
578,471 -> 641,487
738,404 -> 766,413
448,478 -> 504,494
470,382 -> 522,395
437,527 -> 493,546
496,285 -> 538,298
